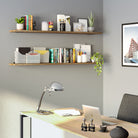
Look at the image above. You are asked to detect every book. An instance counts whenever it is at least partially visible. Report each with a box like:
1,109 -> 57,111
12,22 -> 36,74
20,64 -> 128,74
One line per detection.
62,48 -> 64,63
31,15 -> 33,30
54,48 -> 59,63
70,48 -> 73,63
49,49 -> 54,63
26,15 -> 29,30
59,48 -> 62,63
73,48 -> 76,63
64,48 -> 66,63
66,48 -> 70,63
29,15 -> 31,30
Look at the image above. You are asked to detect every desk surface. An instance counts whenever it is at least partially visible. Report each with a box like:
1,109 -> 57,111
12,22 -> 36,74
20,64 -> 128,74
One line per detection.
21,110 -> 138,138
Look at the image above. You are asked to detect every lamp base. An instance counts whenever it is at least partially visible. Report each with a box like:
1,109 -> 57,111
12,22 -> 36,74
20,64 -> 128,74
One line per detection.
37,110 -> 53,115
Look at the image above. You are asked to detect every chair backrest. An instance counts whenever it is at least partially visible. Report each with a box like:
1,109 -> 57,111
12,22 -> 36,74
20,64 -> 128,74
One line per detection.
117,93 -> 138,123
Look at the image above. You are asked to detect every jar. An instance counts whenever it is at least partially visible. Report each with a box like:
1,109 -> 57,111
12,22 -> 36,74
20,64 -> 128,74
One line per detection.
77,55 -> 81,63
81,52 -> 87,63
48,21 -> 54,31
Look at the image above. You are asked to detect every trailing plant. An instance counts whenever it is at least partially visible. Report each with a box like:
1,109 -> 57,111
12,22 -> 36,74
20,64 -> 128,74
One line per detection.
91,52 -> 104,76
15,17 -> 24,24
88,12 -> 94,27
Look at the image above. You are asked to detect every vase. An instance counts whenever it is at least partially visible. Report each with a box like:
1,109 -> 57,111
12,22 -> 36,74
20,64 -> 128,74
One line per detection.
16,23 -> 24,30
88,27 -> 94,32
110,126 -> 129,138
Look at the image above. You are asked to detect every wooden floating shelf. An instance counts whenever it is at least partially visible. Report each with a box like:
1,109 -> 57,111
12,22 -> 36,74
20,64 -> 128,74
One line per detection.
9,30 -> 102,35
9,62 -> 95,66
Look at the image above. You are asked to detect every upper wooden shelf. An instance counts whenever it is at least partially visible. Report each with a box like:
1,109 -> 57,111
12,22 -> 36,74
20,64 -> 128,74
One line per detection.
9,30 -> 102,35
9,62 -> 95,66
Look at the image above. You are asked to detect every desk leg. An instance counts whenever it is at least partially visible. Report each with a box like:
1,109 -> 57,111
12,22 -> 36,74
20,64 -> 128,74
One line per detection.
30,117 -> 32,138
20,114 -> 27,138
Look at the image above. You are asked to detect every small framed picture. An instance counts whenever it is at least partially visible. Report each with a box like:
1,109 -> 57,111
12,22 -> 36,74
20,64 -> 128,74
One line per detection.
78,18 -> 88,32
73,22 -> 83,32
122,22 -> 138,67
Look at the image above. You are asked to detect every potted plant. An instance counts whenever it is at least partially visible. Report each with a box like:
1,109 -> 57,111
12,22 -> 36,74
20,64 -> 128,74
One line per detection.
91,52 -> 104,76
88,12 -> 94,32
15,17 -> 24,30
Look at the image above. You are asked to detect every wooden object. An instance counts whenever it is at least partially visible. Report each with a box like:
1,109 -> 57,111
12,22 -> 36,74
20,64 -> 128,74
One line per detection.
9,30 -> 102,35
9,62 -> 95,66
21,109 -> 138,138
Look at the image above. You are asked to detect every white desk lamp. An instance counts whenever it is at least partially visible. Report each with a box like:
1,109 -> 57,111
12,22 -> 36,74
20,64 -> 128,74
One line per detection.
37,81 -> 64,115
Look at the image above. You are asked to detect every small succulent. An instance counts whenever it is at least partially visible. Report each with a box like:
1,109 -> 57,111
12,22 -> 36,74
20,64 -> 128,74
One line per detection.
15,17 -> 24,24
88,12 -> 94,27
91,52 -> 104,76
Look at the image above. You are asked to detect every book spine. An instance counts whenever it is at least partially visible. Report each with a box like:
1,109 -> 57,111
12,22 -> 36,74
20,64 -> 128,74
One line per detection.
31,15 -> 33,30
29,15 -> 31,30
73,48 -> 76,63
64,48 -> 66,63
26,15 -> 29,30
25,15 -> 27,30
58,48 -> 60,63
53,48 -> 55,63
55,48 -> 58,63
49,49 -> 54,63
62,48 -> 64,63
59,48 -> 62,63
66,48 -> 70,63
29,15 -> 30,30
70,48 -> 73,63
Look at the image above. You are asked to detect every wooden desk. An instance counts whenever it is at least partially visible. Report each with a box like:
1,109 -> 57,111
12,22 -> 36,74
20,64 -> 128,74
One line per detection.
20,110 -> 138,138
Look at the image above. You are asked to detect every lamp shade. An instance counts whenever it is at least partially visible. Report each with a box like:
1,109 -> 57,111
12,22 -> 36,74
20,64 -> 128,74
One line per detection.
50,81 -> 64,92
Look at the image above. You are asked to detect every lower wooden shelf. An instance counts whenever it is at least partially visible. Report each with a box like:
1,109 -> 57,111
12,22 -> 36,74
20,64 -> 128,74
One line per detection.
9,62 -> 95,66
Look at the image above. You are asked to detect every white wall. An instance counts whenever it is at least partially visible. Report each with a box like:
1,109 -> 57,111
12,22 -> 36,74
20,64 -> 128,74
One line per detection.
103,0 -> 138,116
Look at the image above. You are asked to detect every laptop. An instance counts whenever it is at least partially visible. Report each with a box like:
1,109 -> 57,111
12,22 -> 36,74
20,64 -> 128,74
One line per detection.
82,105 -> 117,126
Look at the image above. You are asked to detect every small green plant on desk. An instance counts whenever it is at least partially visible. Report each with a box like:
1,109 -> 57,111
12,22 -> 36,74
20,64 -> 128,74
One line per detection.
91,52 -> 104,76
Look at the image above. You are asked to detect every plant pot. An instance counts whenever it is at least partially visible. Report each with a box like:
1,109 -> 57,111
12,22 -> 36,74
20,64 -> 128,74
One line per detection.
88,27 -> 94,32
16,23 -> 24,30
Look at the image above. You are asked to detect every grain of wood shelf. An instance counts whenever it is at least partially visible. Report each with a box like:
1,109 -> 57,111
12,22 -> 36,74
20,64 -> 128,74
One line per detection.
9,30 -> 102,35
9,62 -> 95,66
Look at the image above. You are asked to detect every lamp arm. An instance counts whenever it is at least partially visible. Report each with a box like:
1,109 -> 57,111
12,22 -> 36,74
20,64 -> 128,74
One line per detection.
37,89 -> 47,112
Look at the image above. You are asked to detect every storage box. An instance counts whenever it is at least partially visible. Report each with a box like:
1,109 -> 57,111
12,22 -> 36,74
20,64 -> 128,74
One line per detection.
34,50 -> 49,63
26,53 -> 40,63
14,47 -> 31,63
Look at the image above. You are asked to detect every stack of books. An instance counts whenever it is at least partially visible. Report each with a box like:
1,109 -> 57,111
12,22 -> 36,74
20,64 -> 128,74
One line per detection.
49,48 -> 76,63
21,15 -> 33,30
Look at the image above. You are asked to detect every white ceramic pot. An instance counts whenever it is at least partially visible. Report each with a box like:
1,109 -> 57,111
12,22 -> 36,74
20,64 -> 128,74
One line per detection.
16,23 -> 24,30
88,27 -> 94,32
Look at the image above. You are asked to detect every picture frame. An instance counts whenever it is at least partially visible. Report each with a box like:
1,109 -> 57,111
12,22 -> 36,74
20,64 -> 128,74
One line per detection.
78,18 -> 88,32
73,22 -> 82,32
122,22 -> 138,67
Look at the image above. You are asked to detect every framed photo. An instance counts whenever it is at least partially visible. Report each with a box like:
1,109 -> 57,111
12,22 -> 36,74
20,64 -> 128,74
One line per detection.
78,18 -> 88,32
122,22 -> 138,67
73,22 -> 82,32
